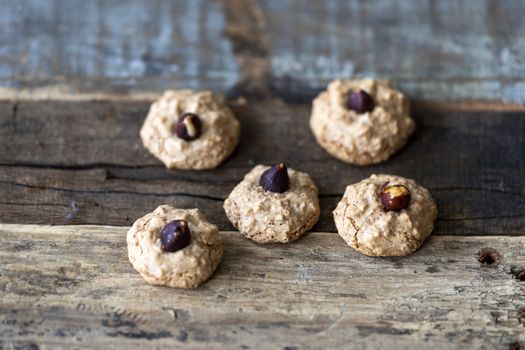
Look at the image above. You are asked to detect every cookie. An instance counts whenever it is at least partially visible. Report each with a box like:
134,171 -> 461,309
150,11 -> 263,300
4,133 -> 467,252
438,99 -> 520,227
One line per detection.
127,205 -> 222,288
140,90 -> 240,169
310,79 -> 415,165
333,174 -> 437,257
224,164 -> 320,243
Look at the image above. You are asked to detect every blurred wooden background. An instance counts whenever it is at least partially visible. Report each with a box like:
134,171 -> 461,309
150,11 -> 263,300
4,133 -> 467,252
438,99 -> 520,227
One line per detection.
1,0 -> 524,102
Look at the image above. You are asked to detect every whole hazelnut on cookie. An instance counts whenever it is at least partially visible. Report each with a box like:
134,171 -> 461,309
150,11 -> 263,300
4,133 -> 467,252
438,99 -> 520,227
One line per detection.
259,163 -> 290,193
160,220 -> 191,252
127,205 -> 222,288
333,174 -> 437,257
347,90 -> 375,113
140,90 -> 240,169
310,79 -> 415,165
224,164 -> 320,243
175,113 -> 202,141
380,182 -> 411,211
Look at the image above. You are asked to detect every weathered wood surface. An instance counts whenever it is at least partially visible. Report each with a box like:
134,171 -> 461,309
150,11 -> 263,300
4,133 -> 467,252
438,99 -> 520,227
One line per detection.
1,0 -> 525,102
0,100 -> 523,234
0,0 -> 238,96
1,1 -> 525,348
0,224 -> 524,349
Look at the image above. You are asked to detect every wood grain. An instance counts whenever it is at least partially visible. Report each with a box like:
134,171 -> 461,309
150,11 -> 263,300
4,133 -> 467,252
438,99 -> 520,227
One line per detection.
0,100 -> 523,234
0,0 -> 239,94
0,224 -> 524,349
263,0 -> 525,104
1,2 -> 524,349
1,0 -> 525,102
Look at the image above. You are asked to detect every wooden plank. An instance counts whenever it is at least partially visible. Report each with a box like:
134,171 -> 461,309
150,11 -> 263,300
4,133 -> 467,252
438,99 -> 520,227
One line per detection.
1,0 -> 525,102
0,0 -> 239,94
0,100 -> 523,234
262,0 -> 525,104
0,224 -> 524,349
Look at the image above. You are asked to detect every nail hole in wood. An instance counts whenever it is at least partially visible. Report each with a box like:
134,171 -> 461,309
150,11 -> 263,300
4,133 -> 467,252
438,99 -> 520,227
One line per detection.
517,307 -> 525,326
477,247 -> 501,266
510,266 -> 525,282
508,341 -> 524,350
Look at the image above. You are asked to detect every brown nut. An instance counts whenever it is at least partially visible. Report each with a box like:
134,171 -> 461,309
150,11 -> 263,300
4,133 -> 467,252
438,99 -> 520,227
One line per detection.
259,163 -> 290,193
380,182 -> 411,211
176,113 -> 202,141
347,90 -> 374,113
160,220 -> 191,252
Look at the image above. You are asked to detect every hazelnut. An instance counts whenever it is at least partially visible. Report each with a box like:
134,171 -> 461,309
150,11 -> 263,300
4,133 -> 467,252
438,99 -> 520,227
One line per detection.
176,113 -> 202,141
380,182 -> 411,211
160,220 -> 191,252
347,90 -> 374,113
259,163 -> 290,193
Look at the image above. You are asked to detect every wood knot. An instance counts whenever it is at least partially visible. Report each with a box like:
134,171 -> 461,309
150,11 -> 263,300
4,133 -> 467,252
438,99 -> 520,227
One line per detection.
508,341 -> 524,350
510,266 -> 525,282
477,248 -> 502,266
517,307 -> 525,326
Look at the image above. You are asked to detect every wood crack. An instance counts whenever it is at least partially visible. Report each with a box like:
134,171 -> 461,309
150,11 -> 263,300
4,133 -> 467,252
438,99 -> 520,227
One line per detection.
436,215 -> 525,221
0,163 -> 241,185
0,166 -> 523,199
0,202 -> 68,207
1,179 -> 523,211
0,180 -> 225,202
321,186 -> 525,198
432,187 -> 525,197
0,161 -> 162,171
11,101 -> 18,120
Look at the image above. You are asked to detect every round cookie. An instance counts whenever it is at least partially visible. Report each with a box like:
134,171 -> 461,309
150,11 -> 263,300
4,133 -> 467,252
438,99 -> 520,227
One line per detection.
310,79 -> 415,165
224,164 -> 320,243
127,205 -> 222,288
140,89 -> 240,169
333,174 -> 437,257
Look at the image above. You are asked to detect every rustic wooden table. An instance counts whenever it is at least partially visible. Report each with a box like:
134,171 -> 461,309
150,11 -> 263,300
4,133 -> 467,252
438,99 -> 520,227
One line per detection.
1,1 -> 524,349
